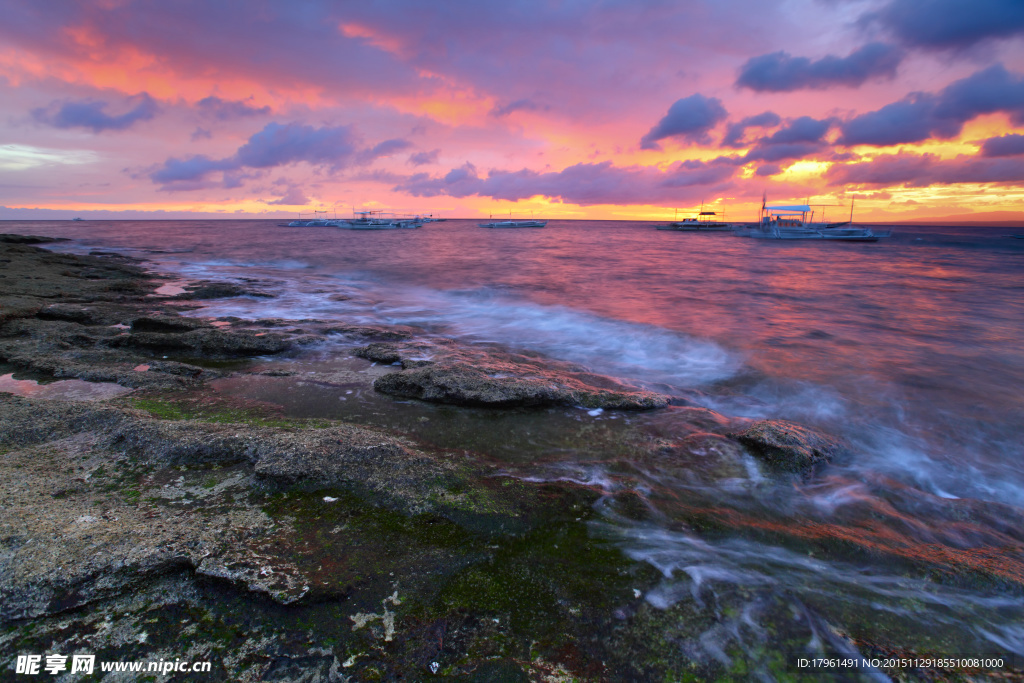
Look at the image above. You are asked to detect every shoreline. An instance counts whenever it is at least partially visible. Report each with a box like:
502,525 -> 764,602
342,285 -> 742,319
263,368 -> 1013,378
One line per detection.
1,234 -> 1020,680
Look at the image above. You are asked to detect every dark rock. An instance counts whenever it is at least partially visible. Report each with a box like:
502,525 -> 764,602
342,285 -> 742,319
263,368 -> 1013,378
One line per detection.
323,323 -> 414,340
375,361 -> 669,410
354,342 -> 403,364
732,419 -> 846,474
130,315 -> 213,333
37,303 -> 120,326
111,328 -> 293,356
174,282 -> 272,299
0,234 -> 67,244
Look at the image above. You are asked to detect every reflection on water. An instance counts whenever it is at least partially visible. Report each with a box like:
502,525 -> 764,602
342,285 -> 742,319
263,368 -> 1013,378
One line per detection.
0,373 -> 132,401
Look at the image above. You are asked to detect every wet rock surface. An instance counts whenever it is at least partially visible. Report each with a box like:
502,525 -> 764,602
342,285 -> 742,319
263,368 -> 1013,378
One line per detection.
3,235 -> 1001,681
0,238 -> 312,389
732,418 -> 846,474
362,340 -> 672,410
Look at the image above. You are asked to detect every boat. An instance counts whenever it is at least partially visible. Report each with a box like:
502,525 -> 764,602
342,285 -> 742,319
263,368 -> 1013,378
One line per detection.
478,212 -> 547,228
658,205 -> 740,231
71,217 -> 83,221
285,210 -> 333,227
743,196 -> 889,241
479,219 -> 547,228
333,211 -> 421,229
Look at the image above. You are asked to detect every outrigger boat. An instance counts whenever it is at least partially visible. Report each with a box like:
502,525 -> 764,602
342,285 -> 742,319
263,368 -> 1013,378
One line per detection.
284,210 -> 333,227
479,212 -> 547,228
744,196 -> 890,242
333,211 -> 421,229
658,203 -> 738,231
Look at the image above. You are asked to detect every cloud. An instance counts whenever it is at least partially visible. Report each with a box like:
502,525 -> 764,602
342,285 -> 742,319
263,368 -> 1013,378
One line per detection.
838,65 -> 1024,146
640,94 -> 728,149
150,121 -> 362,189
756,164 -> 782,177
266,186 -> 310,205
196,96 -> 270,120
355,138 -> 413,164
234,122 -> 358,169
735,43 -> 903,92
149,155 -> 237,185
722,111 -> 782,148
490,99 -> 550,117
191,127 -> 212,141
32,93 -> 159,132
826,150 -> 1024,186
981,134 -> 1024,157
394,158 -> 738,206
866,0 -> 1024,50
742,117 -> 834,163
407,149 -> 440,166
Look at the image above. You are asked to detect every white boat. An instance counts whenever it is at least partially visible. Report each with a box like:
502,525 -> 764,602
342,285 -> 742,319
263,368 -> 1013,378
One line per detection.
479,220 -> 547,228
478,213 -> 547,228
333,211 -> 421,229
658,206 -> 738,231
744,197 -> 888,242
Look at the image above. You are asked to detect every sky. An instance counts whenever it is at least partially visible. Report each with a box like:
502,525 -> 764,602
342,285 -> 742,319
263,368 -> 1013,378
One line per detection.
2,0 -> 1024,222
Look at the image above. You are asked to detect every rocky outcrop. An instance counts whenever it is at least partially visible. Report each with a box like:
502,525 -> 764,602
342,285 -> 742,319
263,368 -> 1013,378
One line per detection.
110,328 -> 298,356
375,361 -> 670,410
173,281 -> 272,299
732,419 -> 846,474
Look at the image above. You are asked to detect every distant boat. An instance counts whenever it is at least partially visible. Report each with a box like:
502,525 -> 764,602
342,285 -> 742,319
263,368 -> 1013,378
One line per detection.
333,210 -> 421,229
479,212 -> 546,228
479,220 -> 547,228
71,217 -> 83,221
743,196 -> 888,242
658,204 -> 738,231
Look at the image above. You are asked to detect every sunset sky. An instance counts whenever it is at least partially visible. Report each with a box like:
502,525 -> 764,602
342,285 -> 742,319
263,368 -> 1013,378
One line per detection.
2,0 -> 1024,222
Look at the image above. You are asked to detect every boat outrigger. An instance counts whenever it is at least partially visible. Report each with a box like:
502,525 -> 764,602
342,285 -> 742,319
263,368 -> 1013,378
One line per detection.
658,203 -> 738,231
744,195 -> 890,242
479,212 -> 547,228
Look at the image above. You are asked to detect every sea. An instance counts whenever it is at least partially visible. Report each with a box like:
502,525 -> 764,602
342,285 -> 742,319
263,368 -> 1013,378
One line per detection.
7,218 -> 1024,673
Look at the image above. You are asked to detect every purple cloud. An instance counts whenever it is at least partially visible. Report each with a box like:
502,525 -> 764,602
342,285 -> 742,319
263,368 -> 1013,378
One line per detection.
267,186 -> 310,205
395,159 -> 738,206
197,96 -> 270,120
742,117 -> 834,163
149,155 -> 237,184
356,138 -> 413,164
866,0 -> 1024,50
32,93 -> 159,132
640,94 -> 728,149
838,65 -> 1024,146
736,43 -> 904,92
722,111 -> 782,148
234,122 -> 358,169
150,122 -> 367,189
490,99 -> 550,117
407,149 -> 440,166
827,151 -> 1024,186
981,134 -> 1024,157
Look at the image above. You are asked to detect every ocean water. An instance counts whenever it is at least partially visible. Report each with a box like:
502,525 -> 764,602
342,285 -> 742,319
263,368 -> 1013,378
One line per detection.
10,218 -> 1024,672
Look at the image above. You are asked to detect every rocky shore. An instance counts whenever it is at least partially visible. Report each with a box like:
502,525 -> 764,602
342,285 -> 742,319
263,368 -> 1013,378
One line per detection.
2,235 -> 1013,681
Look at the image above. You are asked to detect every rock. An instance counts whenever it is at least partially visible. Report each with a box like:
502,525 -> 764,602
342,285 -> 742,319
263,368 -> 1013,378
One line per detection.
111,328 -> 294,356
732,419 -> 846,474
324,324 -> 414,340
174,282 -> 272,299
37,303 -> 127,326
375,361 -> 669,410
0,234 -> 67,244
130,315 -> 213,333
354,342 -> 403,364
